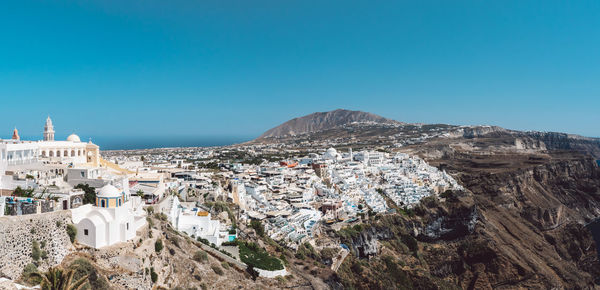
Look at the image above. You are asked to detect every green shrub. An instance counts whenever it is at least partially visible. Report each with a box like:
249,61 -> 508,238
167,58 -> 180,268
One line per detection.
69,258 -> 110,290
193,250 -> 208,263
238,241 -> 284,271
150,267 -> 158,283
22,263 -> 40,285
169,235 -> 180,248
221,261 -> 230,269
155,239 -> 164,253
75,184 -> 96,204
66,224 -> 77,243
249,220 -> 265,237
221,240 -> 237,246
211,264 -> 224,275
31,241 -> 41,261
146,217 -> 154,228
401,234 -> 418,252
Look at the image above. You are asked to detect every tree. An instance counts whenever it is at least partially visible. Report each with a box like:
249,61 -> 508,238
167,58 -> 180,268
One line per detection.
136,190 -> 144,198
74,184 -> 96,205
13,186 -> 35,197
249,220 -> 265,237
32,266 -> 89,290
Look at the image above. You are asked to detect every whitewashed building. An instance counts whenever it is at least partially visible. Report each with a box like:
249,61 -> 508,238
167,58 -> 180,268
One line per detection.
71,183 -> 146,248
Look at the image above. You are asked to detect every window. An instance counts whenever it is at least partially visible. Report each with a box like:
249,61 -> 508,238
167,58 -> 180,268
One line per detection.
127,223 -> 129,230
84,229 -> 88,236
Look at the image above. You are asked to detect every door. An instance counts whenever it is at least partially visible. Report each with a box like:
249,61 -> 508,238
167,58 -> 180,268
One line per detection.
63,200 -> 68,210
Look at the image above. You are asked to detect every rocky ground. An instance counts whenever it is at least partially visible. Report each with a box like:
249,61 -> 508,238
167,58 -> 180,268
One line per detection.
54,214 -> 322,290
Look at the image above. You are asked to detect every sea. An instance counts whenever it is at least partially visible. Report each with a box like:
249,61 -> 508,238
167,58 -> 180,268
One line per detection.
16,135 -> 253,150
94,136 -> 252,150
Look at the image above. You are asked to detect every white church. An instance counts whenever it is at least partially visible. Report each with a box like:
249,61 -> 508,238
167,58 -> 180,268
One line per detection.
0,116 -> 100,189
71,182 -> 147,248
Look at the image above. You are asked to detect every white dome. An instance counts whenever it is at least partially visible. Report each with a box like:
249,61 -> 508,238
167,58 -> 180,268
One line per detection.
97,184 -> 122,198
324,148 -> 339,160
67,134 -> 81,142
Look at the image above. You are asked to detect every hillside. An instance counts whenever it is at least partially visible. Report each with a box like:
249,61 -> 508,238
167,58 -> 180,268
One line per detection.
258,109 -> 402,139
249,111 -> 600,288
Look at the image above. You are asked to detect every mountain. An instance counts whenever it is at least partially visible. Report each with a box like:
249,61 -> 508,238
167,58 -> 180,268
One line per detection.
258,109 -> 402,139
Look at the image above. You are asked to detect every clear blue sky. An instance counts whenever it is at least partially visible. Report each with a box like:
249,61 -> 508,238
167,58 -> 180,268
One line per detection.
1,0 -> 599,141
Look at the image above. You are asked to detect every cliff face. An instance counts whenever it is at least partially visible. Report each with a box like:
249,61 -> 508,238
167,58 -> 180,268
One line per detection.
0,211 -> 73,279
446,156 -> 600,289
334,149 -> 600,289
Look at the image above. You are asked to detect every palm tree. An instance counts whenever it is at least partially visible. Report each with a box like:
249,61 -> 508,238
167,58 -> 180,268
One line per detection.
32,266 -> 89,290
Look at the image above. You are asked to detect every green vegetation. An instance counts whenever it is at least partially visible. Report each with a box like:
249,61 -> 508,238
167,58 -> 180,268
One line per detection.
22,263 -> 41,285
211,264 -> 224,275
69,258 -> 110,290
401,234 -> 418,252
155,239 -> 164,253
150,267 -> 158,283
32,266 -> 89,290
398,207 -> 415,217
13,186 -> 35,198
249,220 -> 265,237
295,242 -> 320,260
193,250 -> 208,263
75,184 -> 96,205
169,235 -> 180,248
31,241 -> 41,262
337,224 -> 368,244
238,241 -> 284,271
136,189 -> 144,197
66,224 -> 77,243
146,206 -> 155,215
220,261 -> 230,269
221,241 -> 237,246
320,247 -> 338,263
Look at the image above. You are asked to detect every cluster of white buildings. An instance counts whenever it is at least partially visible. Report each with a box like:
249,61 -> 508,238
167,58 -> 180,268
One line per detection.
160,146 -> 462,248
167,196 -> 235,246
0,117 -> 147,249
93,137 -> 463,251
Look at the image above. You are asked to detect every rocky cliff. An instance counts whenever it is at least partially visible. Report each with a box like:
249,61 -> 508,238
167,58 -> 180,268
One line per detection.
0,211 -> 74,280
331,139 -> 600,289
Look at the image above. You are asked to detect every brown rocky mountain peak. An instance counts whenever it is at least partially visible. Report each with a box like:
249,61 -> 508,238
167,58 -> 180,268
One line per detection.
259,109 -> 402,138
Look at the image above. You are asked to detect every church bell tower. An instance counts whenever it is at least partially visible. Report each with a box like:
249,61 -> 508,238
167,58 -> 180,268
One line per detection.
44,116 -> 55,141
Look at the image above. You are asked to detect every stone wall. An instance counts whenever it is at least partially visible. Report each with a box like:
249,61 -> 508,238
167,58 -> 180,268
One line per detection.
0,210 -> 73,279
255,267 -> 288,278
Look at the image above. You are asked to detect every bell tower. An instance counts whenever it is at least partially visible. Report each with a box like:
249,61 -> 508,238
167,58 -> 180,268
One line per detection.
44,116 -> 55,141
12,128 -> 20,140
